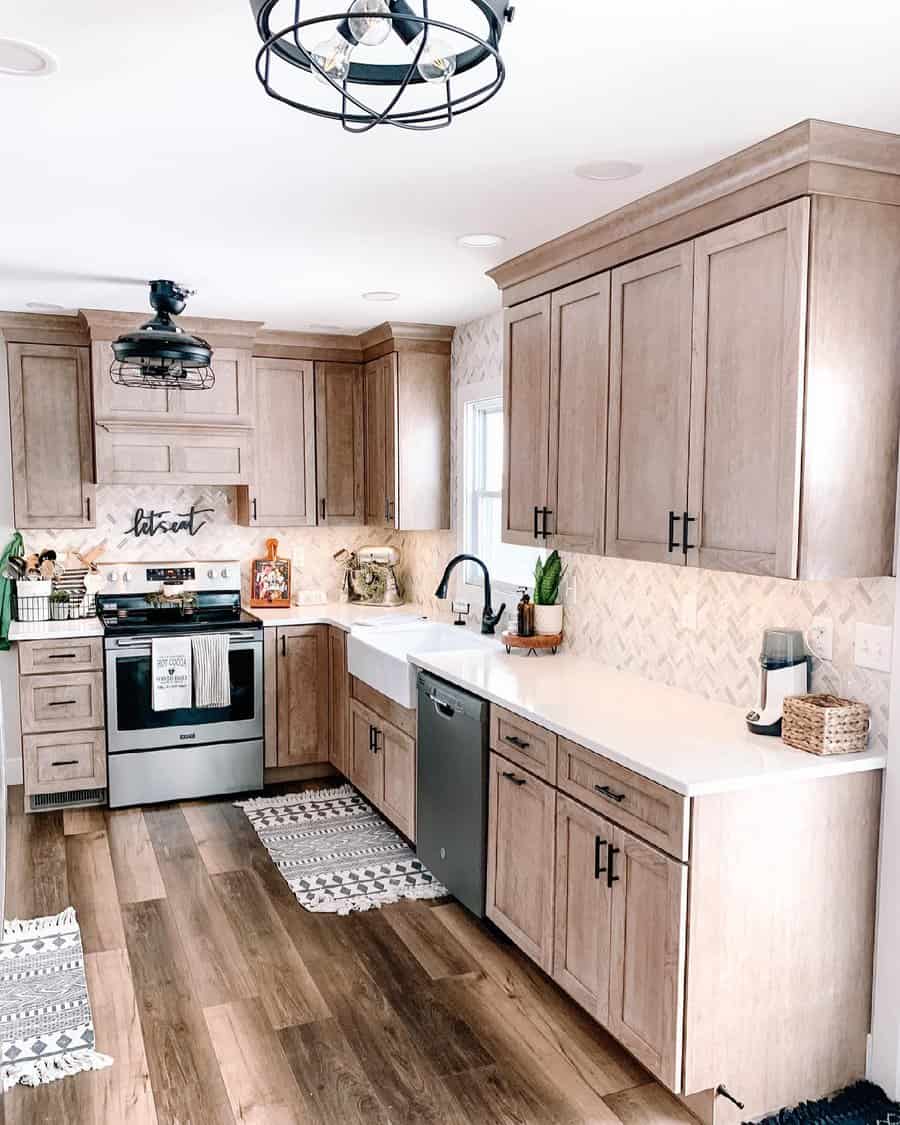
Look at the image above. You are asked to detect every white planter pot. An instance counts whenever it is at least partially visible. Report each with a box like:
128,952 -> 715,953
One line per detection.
533,604 -> 563,635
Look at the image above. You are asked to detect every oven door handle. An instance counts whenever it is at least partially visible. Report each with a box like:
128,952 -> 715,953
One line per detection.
110,633 -> 261,650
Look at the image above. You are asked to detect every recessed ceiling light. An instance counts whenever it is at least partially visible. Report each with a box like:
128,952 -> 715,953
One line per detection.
457,233 -> 507,249
25,301 -> 66,313
362,291 -> 400,302
0,38 -> 57,77
574,160 -> 643,182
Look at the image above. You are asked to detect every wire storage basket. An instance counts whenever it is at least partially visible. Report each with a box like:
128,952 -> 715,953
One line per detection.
12,581 -> 97,623
782,693 -> 871,755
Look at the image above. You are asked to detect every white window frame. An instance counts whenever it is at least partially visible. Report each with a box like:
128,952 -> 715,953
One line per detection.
456,377 -> 538,607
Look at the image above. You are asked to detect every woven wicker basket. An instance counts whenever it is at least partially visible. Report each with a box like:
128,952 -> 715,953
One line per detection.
782,694 -> 870,756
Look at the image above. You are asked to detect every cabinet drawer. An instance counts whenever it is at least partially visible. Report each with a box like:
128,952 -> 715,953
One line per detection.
557,738 -> 688,861
24,730 -> 106,795
18,637 -> 103,675
20,670 -> 105,734
490,705 -> 557,782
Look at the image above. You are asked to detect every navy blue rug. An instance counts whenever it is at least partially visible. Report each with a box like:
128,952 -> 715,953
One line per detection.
753,1082 -> 900,1125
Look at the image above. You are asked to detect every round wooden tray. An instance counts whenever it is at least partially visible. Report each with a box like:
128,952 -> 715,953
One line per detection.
501,631 -> 563,656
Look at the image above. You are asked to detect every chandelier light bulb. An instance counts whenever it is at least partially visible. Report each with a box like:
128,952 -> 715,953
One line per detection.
413,31 -> 457,83
348,0 -> 392,46
309,30 -> 354,85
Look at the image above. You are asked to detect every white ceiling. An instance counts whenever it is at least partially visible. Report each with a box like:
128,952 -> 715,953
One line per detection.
1,0 -> 899,331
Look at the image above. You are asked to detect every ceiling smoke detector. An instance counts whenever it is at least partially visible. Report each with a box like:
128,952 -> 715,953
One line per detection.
110,280 -> 214,391
0,38 -> 57,77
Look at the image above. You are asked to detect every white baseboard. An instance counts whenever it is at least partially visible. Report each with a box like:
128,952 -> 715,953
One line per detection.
6,755 -> 22,787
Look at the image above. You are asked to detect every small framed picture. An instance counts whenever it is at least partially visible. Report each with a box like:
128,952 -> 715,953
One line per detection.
250,538 -> 291,608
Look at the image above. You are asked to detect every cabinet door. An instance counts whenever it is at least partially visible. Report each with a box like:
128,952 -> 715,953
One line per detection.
7,343 -> 95,529
328,627 -> 349,774
486,752 -> 556,972
502,295 -> 551,546
381,722 -> 415,841
364,357 -> 389,526
547,275 -> 610,553
276,626 -> 329,766
608,826 -> 687,1091
247,357 -> 317,526
168,348 -> 254,424
553,794 -> 614,1023
315,362 -> 364,525
383,353 -> 398,527
349,700 -> 383,804
606,245 -> 693,563
687,199 -> 809,577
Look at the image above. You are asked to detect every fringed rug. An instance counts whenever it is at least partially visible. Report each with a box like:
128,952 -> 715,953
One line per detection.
752,1082 -> 900,1125
237,783 -> 448,914
1,907 -> 113,1091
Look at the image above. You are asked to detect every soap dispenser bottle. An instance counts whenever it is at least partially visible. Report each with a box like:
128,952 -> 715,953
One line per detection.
517,588 -> 534,637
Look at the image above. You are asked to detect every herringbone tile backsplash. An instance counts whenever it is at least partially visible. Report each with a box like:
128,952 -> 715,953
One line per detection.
24,309 -> 895,749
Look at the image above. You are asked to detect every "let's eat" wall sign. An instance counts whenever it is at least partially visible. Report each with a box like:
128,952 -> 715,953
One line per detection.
124,504 -> 214,539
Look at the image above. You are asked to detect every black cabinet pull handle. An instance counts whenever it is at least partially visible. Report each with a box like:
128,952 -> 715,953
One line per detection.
85,496 -> 91,522
281,634 -> 286,657
504,734 -> 530,750
368,725 -> 375,753
682,511 -> 696,555
594,784 -> 626,804
52,759 -> 78,767
501,770 -> 526,786
667,510 -> 682,553
47,699 -> 77,707
594,837 -> 608,879
607,845 -> 620,889
320,498 -> 326,520
541,508 -> 553,539
716,1087 -> 745,1111
47,654 -> 77,660
252,497 -> 258,521
533,506 -> 540,539
373,728 -> 381,754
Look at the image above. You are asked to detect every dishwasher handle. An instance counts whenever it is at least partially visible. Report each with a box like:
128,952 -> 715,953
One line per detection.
426,692 -> 457,718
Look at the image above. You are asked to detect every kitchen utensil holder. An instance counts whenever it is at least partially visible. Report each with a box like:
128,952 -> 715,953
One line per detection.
782,693 -> 871,755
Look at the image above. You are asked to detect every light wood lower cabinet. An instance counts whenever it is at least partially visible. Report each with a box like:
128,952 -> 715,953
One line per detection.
276,625 -> 330,766
348,696 -> 415,840
485,751 -> 556,972
327,627 -> 349,774
607,825 -> 687,1091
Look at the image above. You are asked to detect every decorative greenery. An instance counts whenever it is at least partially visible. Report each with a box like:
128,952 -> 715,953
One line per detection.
49,588 -> 69,603
533,551 -> 564,606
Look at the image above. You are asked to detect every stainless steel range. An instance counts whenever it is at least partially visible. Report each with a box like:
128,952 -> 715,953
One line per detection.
96,561 -> 263,808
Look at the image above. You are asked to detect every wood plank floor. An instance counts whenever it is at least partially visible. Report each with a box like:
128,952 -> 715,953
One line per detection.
3,783 -> 691,1125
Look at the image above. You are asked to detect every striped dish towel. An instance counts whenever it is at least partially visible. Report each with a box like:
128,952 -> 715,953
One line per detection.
191,634 -> 231,708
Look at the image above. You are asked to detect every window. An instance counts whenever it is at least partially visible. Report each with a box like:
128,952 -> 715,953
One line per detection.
459,381 -> 540,601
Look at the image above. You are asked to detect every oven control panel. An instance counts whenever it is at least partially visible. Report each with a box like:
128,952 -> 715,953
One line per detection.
95,561 -> 240,595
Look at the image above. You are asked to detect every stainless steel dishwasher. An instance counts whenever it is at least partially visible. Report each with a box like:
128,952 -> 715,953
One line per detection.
416,670 -> 489,918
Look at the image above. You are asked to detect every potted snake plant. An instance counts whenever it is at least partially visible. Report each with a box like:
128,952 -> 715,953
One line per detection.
533,550 -> 565,635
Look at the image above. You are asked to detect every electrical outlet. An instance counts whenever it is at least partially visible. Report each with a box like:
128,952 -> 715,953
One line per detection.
292,548 -> 304,570
854,622 -> 892,673
807,616 -> 834,661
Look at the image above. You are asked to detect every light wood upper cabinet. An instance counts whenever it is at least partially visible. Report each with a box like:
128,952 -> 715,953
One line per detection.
276,625 -> 330,766
237,357 -> 316,526
502,295 -> 551,546
553,793 -> 614,1023
606,244 -> 694,564
547,275 -> 610,553
7,343 -> 95,529
687,199 -> 809,578
486,751 -> 556,972
608,825 -> 687,1091
315,362 -> 364,525
364,355 -> 392,527
364,350 -> 450,530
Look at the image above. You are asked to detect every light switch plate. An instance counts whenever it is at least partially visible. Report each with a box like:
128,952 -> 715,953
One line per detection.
854,622 -> 892,673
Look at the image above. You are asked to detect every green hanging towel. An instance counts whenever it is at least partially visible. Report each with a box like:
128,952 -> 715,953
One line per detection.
0,531 -> 24,651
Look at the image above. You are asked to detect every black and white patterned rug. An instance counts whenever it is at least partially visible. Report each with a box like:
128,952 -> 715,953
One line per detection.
236,784 -> 448,914
1,907 -> 113,1091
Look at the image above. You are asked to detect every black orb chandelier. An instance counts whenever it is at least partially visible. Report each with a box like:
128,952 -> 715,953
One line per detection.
249,0 -> 514,132
110,280 -> 214,391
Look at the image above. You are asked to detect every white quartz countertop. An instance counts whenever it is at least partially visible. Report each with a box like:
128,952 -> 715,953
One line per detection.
9,617 -> 105,641
409,648 -> 886,797
244,602 -> 430,631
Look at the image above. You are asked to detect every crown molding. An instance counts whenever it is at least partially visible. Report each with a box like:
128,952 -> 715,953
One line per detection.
0,312 -> 89,347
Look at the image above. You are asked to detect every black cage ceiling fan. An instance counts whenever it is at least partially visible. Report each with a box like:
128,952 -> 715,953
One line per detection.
110,280 -> 214,391
249,0 -> 514,132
